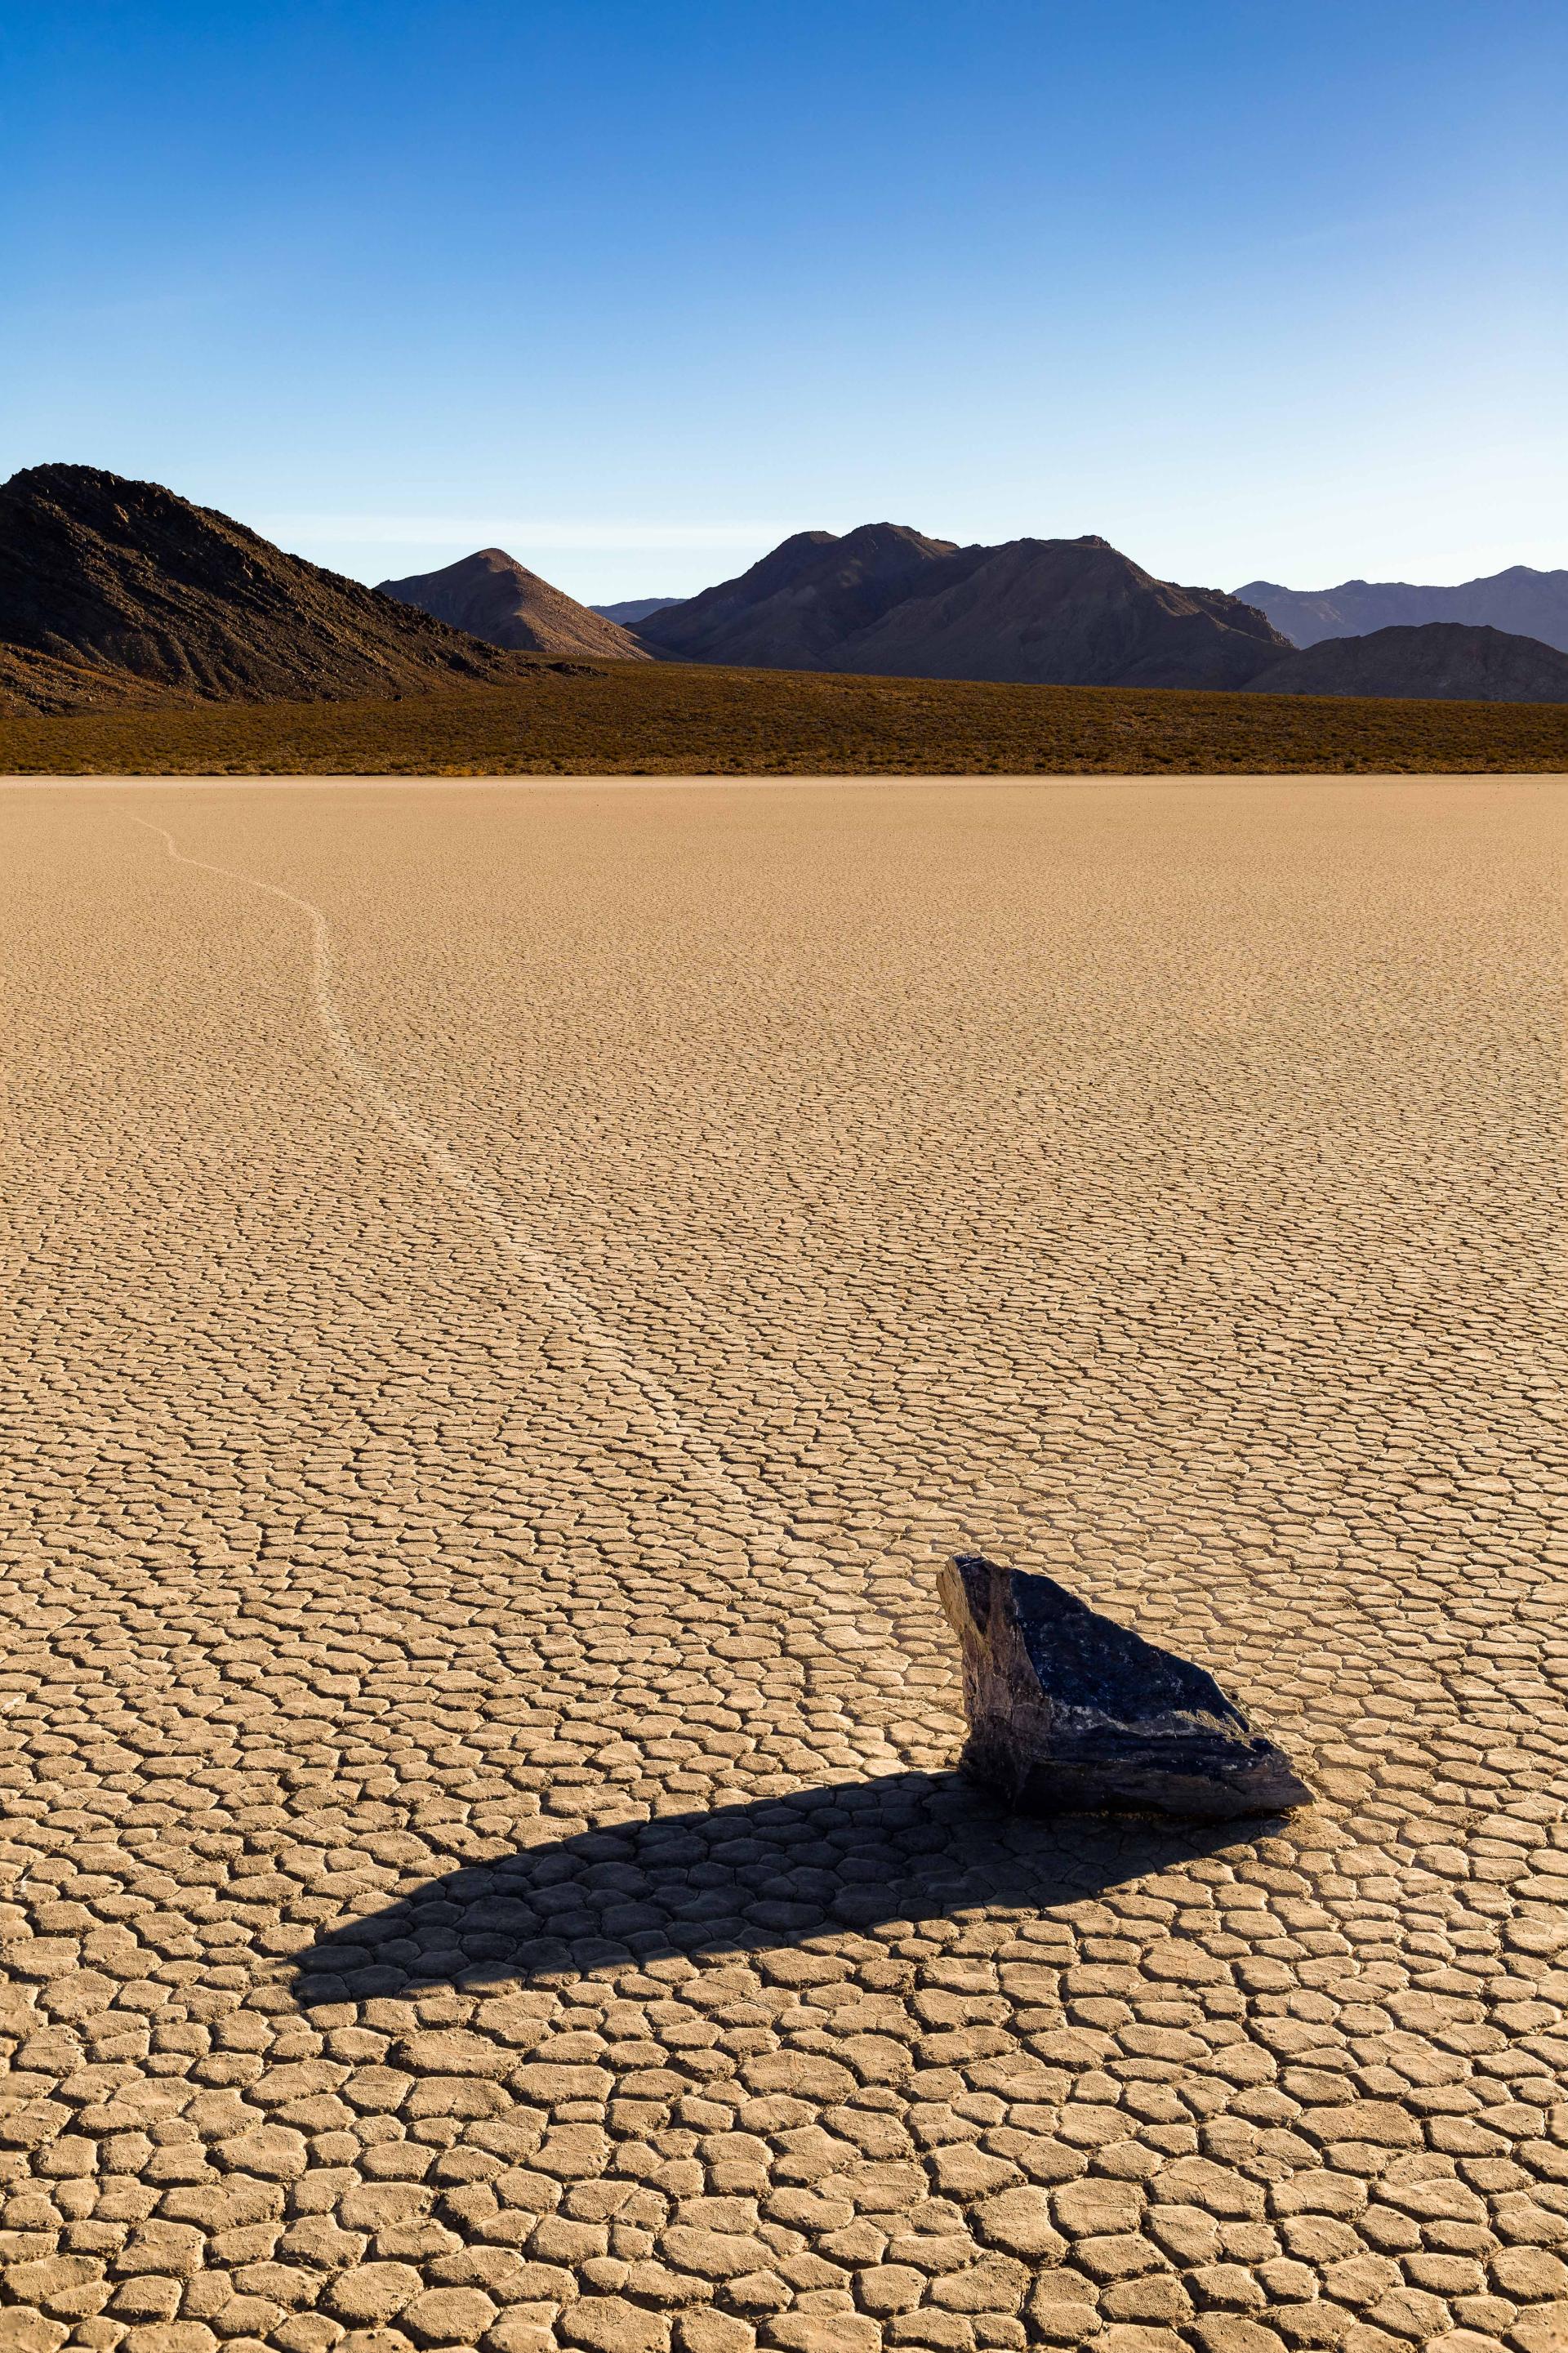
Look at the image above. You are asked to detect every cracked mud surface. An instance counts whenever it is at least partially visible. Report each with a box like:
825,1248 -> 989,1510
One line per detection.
2,777 -> 1565,2353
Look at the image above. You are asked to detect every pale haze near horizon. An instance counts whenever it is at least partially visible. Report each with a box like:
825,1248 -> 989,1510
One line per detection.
3,2 -> 1563,605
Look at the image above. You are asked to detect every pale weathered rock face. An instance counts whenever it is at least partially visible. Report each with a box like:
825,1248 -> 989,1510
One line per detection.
938,1556 -> 1312,1819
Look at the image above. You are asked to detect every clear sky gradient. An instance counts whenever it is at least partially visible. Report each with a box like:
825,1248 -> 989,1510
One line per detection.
4,2 -> 1564,601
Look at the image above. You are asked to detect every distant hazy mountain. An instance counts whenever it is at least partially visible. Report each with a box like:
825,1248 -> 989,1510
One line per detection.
592,597 -> 684,626
1236,566 -> 1568,654
1241,622 -> 1568,702
377,549 -> 649,660
637,524 -> 1290,689
0,463 -> 514,711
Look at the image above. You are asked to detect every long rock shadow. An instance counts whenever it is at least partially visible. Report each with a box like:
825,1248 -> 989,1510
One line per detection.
291,1771 -> 1266,2007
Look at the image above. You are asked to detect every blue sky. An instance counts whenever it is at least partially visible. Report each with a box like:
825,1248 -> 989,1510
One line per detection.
3,2 -> 1564,600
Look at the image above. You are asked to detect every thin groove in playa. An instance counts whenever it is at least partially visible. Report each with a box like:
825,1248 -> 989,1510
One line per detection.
129,813 -> 777,1529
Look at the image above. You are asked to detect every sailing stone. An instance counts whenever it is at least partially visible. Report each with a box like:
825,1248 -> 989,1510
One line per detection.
938,1554 -> 1312,1820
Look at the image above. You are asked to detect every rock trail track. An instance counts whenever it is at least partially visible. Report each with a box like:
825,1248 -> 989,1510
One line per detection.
1,778 -> 1566,2353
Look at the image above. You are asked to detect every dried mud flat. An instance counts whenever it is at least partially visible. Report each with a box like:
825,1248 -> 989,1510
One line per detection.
2,777 -> 1565,2353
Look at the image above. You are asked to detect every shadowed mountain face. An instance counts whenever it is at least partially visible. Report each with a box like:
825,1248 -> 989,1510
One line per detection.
1237,565 -> 1568,654
829,538 -> 1291,690
0,464 -> 515,711
635,524 -> 963,668
637,527 -> 1290,689
377,548 -> 650,660
1241,622 -> 1568,702
289,1771 -> 1255,2003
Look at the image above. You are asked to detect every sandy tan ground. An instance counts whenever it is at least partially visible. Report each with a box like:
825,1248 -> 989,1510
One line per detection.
2,778 -> 1565,2353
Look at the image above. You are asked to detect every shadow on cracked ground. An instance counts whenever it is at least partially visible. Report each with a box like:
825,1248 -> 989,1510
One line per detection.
290,1772 -> 1281,2006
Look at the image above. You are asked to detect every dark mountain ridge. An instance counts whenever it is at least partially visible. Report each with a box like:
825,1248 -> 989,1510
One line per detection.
831,536 -> 1290,689
1237,564 -> 1568,654
1241,622 -> 1568,702
0,464 -> 515,711
637,524 -> 963,668
637,526 -> 1291,689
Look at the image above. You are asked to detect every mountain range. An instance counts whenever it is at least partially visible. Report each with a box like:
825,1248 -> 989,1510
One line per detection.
617,531 -> 1567,698
2,464 -> 1565,715
631,524 -> 1294,689
1237,565 -> 1568,654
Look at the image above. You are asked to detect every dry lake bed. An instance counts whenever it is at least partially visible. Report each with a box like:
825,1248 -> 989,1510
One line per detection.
2,778 -> 1565,2353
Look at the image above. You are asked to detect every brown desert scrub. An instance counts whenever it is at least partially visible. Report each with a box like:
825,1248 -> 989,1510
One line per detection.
4,657 -> 1567,773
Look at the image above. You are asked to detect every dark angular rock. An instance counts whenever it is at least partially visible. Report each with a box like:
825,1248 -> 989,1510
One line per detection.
938,1555 -> 1311,1820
